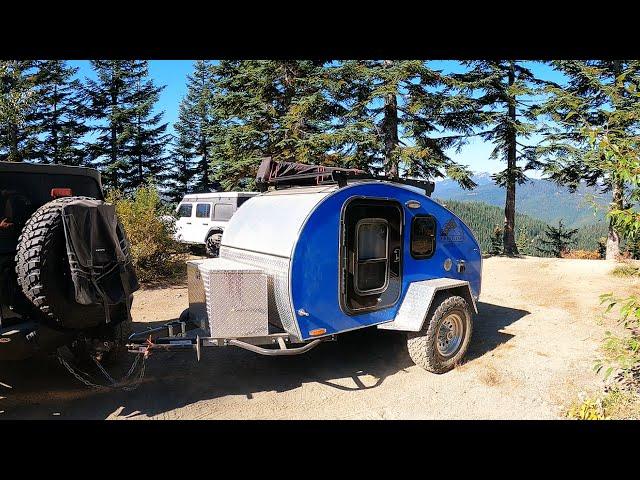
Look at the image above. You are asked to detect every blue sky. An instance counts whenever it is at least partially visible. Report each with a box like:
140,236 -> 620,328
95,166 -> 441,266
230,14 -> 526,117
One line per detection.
69,60 -> 566,177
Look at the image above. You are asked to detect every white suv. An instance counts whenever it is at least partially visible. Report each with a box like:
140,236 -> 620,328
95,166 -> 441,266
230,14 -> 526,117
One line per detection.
174,192 -> 258,257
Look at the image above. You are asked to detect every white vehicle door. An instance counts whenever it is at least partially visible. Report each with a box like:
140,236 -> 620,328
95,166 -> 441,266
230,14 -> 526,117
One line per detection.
194,203 -> 213,243
175,202 -> 195,243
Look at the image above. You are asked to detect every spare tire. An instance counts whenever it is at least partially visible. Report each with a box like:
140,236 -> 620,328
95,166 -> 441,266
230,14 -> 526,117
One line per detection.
15,196 -> 125,330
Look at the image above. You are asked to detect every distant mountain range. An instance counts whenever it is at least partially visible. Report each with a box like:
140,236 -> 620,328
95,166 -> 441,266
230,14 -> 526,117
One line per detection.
433,172 -> 608,228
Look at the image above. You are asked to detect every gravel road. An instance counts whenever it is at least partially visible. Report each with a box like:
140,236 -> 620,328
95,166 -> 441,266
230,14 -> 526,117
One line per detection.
1,256 -> 637,419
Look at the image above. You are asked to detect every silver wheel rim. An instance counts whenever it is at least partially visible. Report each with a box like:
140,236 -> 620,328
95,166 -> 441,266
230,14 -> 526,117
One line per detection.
436,312 -> 464,358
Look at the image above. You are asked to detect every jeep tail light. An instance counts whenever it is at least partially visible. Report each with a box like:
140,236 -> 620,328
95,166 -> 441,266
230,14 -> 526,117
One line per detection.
51,188 -> 73,199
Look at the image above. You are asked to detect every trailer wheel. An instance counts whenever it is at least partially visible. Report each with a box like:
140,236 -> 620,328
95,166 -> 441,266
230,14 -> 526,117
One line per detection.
406,295 -> 473,374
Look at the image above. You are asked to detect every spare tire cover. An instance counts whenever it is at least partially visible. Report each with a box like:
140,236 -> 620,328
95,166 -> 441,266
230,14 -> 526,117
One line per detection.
15,196 -> 130,330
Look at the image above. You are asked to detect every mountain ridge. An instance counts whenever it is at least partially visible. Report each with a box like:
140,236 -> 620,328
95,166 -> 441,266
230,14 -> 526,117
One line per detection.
433,172 -> 608,228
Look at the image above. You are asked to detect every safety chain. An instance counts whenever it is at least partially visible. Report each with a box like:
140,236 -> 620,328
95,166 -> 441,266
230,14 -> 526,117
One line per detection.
57,350 -> 147,391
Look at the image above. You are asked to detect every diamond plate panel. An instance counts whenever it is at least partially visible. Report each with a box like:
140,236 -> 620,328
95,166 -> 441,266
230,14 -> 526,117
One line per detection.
219,246 -> 300,339
378,278 -> 472,332
194,258 -> 269,337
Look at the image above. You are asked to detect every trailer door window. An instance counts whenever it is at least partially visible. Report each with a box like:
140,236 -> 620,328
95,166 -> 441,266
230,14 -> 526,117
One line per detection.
177,203 -> 193,217
411,215 -> 436,258
355,219 -> 389,294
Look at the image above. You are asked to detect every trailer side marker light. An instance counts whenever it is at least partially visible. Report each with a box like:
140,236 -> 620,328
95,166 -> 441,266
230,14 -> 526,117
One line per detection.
309,328 -> 326,336
51,188 -> 73,198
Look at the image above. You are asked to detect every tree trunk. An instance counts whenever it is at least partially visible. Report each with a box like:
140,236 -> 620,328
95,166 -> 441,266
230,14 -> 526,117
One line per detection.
606,178 -> 623,260
503,61 -> 519,256
382,60 -> 399,179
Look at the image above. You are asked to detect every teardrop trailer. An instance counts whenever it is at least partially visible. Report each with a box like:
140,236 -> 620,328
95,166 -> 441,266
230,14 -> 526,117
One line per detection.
129,159 -> 482,373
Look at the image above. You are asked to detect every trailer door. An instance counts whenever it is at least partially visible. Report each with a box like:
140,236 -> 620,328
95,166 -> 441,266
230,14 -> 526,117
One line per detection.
340,198 -> 403,315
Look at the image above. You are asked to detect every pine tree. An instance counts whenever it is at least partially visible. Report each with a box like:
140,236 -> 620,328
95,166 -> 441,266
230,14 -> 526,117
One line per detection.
537,61 -> 640,260
333,60 -> 480,186
0,60 -> 39,162
30,60 -> 88,165
210,60 -> 349,190
516,230 -> 532,256
121,61 -> 171,191
490,226 -> 503,255
452,61 -> 546,256
165,138 -> 196,203
172,60 -> 216,193
83,60 -> 140,189
537,220 -> 578,257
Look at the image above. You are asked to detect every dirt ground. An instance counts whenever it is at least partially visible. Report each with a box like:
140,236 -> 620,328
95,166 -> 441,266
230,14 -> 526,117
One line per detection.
1,256 -> 638,420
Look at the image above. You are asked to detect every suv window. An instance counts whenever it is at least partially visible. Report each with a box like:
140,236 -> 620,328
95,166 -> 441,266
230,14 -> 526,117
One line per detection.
196,203 -> 211,218
214,203 -> 234,221
177,203 -> 193,218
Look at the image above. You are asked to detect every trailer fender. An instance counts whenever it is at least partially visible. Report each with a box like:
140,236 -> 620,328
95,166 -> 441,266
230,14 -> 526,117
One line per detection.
378,278 -> 477,332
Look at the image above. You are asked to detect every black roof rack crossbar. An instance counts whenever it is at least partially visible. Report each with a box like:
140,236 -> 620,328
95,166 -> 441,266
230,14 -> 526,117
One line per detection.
255,157 -> 435,196
331,171 -> 435,196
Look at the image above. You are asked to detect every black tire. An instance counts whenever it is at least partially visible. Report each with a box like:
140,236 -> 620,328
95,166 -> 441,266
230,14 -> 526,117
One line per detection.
14,196 -> 117,329
205,231 -> 221,257
406,295 -> 473,374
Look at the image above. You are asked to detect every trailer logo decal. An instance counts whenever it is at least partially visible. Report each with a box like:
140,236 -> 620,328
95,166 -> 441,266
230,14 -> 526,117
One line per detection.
441,218 -> 464,243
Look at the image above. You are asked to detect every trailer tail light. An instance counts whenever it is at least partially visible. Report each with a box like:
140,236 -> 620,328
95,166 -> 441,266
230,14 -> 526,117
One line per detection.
51,188 -> 73,199
309,328 -> 326,337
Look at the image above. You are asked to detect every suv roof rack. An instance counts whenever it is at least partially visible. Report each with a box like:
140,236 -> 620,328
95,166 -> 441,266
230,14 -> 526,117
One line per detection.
255,157 -> 435,197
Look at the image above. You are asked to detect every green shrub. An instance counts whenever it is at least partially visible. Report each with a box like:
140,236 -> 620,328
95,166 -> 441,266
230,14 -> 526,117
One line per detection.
567,396 -> 605,420
611,263 -> 640,277
107,184 -> 187,284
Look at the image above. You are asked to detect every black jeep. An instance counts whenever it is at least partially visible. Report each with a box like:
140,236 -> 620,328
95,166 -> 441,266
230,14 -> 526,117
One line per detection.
0,162 -> 137,362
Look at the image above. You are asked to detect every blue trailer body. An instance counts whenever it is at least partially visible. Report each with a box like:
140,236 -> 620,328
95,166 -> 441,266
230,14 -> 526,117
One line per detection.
288,182 -> 481,340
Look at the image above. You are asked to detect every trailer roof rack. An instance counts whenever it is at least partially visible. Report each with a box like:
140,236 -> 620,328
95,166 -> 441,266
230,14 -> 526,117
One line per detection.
255,157 -> 435,197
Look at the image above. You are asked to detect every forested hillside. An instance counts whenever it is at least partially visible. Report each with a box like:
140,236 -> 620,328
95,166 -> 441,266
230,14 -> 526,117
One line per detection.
434,173 -> 607,228
440,199 -> 608,256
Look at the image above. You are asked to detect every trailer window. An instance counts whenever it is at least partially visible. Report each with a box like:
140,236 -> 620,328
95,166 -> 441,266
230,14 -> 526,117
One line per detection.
214,203 -> 234,221
355,219 -> 389,294
177,203 -> 193,217
411,215 -> 436,259
196,203 -> 211,218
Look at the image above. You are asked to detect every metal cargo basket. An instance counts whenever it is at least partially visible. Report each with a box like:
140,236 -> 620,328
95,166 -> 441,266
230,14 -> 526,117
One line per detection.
187,259 -> 269,338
